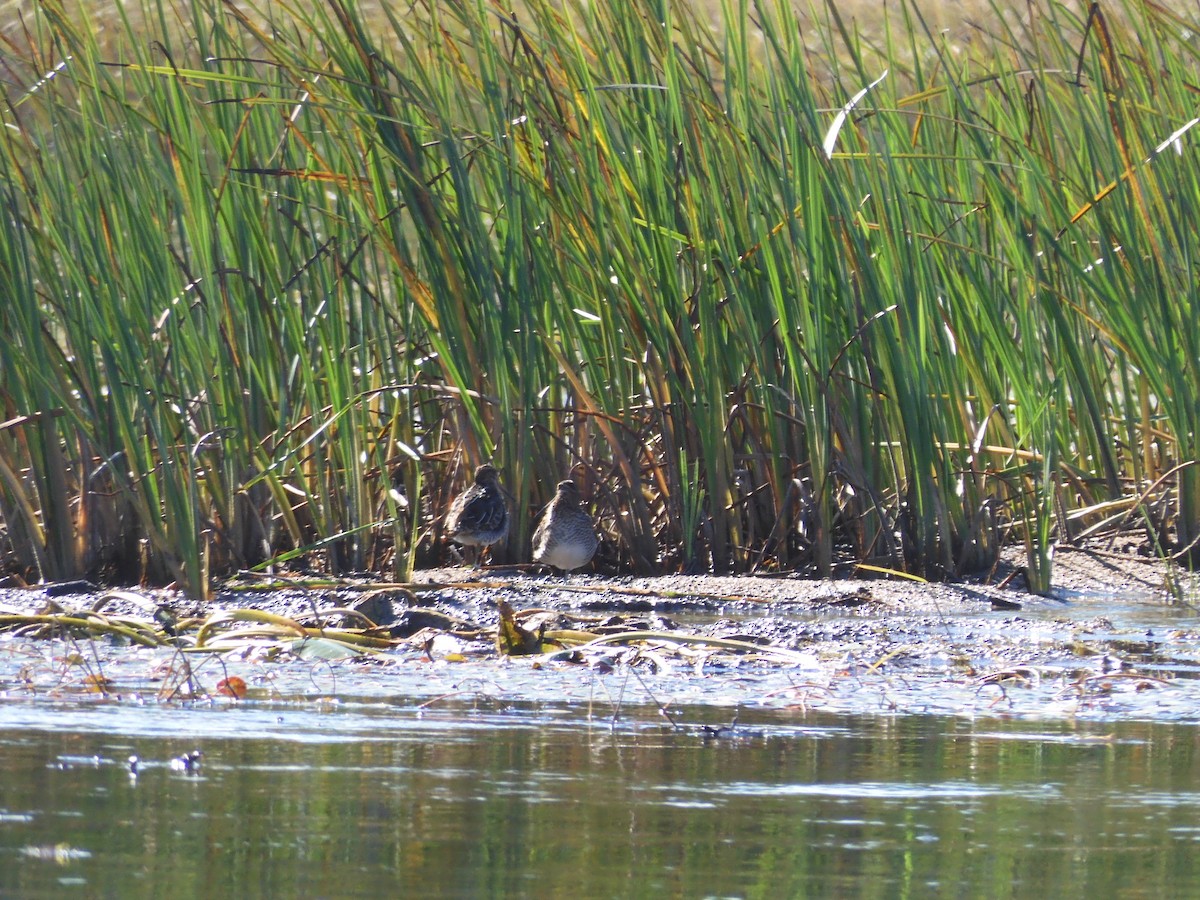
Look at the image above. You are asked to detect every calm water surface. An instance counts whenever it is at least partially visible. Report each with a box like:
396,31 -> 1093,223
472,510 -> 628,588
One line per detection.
2,695 -> 1200,898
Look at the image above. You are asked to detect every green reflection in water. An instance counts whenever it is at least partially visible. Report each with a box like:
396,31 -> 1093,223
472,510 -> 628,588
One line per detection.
1,705 -> 1199,898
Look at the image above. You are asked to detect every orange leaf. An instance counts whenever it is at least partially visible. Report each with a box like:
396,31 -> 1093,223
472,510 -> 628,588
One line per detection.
217,677 -> 247,699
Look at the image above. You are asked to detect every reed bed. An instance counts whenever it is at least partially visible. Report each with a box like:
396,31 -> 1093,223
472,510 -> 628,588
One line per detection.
1,0 -> 1198,598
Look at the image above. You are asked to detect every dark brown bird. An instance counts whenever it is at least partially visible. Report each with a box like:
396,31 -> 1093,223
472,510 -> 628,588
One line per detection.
445,464 -> 509,567
532,479 -> 599,573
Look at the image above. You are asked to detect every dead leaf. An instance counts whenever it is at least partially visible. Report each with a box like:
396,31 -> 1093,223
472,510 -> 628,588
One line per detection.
217,676 -> 247,698
496,600 -> 545,656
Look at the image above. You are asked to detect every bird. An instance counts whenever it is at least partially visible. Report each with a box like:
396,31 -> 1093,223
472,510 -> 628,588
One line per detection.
445,464 -> 510,567
532,479 -> 599,574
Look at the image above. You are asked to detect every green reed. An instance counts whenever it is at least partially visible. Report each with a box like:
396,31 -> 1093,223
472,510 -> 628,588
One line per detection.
1,0 -> 1197,597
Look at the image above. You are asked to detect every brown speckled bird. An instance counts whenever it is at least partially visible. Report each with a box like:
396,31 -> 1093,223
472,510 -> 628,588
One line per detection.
445,464 -> 509,567
532,479 -> 599,574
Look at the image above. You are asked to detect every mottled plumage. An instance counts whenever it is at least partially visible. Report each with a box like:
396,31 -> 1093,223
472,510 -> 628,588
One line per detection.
445,465 -> 509,565
532,480 -> 599,573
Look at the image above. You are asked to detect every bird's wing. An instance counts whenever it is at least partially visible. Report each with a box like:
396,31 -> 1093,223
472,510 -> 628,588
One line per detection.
454,491 -> 507,533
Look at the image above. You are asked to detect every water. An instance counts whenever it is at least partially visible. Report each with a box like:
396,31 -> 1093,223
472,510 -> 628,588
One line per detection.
3,591 -> 1200,897
3,696 -> 1200,898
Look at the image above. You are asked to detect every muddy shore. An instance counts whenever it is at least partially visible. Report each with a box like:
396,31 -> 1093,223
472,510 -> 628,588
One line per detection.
0,540 -> 1177,625
0,543 -> 1186,644
2,543 -> 1198,722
